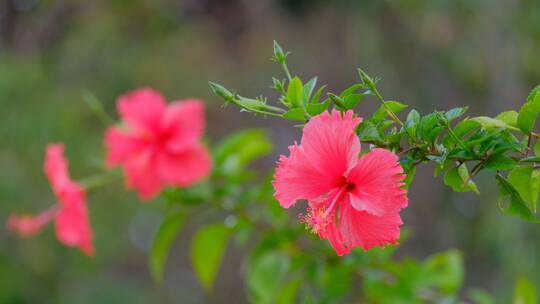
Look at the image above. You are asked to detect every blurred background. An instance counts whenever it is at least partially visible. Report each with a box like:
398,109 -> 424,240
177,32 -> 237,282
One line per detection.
1,0 -> 539,303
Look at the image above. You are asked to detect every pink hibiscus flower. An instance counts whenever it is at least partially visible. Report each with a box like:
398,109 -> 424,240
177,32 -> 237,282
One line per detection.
104,88 -> 212,200
8,144 -> 94,256
273,110 -> 408,255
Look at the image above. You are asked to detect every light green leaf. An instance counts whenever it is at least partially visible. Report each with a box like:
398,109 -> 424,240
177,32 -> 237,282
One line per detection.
471,116 -> 519,131
277,276 -> 302,304
302,77 -> 317,106
513,277 -> 537,304
372,101 -> 407,123
287,77 -> 303,107
310,85 -> 326,104
496,175 -> 537,222
213,129 -> 272,175
445,107 -> 468,122
517,86 -> 540,134
508,166 -> 540,212
149,211 -> 185,284
424,250 -> 464,294
534,139 -> 540,156
306,100 -> 330,116
468,289 -> 494,304
191,224 -> 231,290
444,164 -> 479,194
495,111 -> 519,128
248,251 -> 290,304
283,107 -> 307,121
343,94 -> 365,109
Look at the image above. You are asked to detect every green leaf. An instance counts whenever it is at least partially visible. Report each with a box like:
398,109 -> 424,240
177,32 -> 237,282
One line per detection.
513,277 -> 537,304
302,77 -> 317,106
496,175 -> 537,222
484,154 -> 517,170
283,108 -> 307,121
444,164 -> 479,194
521,156 -> 540,163
517,86 -> 540,134
310,85 -> 326,104
287,77 -> 303,107
534,139 -> 540,156
404,109 -> 420,140
417,112 -> 445,143
213,129 -> 272,175
340,83 -> 363,97
508,166 -> 540,212
277,276 -> 302,304
149,211 -> 185,284
372,101 -> 407,123
357,121 -> 383,143
343,94 -> 366,109
471,116 -> 519,131
424,250 -> 464,294
468,289 -> 494,304
248,251 -> 290,304
191,223 -> 231,290
445,107 -> 468,122
495,111 -> 519,128
306,100 -> 330,116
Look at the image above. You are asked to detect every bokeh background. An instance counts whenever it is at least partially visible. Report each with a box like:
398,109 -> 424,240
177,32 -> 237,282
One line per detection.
1,0 -> 540,303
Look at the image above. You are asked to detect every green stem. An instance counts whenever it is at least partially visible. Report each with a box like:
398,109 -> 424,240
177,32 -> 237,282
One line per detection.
281,62 -> 293,81
79,169 -> 122,191
371,86 -> 404,126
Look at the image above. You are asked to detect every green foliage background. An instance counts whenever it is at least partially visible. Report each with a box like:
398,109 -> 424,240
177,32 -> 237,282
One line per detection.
1,0 -> 540,303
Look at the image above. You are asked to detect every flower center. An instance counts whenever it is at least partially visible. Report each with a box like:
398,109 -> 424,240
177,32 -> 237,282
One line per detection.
299,183 -> 354,234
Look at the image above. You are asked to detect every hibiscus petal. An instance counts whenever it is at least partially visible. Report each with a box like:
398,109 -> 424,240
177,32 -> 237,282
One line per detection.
161,100 -> 206,152
124,151 -> 163,200
156,143 -> 212,187
104,127 -> 147,167
300,110 -> 362,180
44,144 -> 72,195
117,88 -> 166,132
55,190 -> 94,257
347,148 -> 407,216
273,144 -> 336,208
337,202 -> 402,252
7,207 -> 58,238
320,202 -> 402,255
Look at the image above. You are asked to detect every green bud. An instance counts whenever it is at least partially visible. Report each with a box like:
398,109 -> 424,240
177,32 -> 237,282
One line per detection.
273,41 -> 287,63
357,68 -> 375,88
209,82 -> 235,102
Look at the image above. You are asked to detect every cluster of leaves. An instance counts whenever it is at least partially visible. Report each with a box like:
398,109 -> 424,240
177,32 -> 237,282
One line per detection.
210,41 -> 540,224
152,128 -> 510,303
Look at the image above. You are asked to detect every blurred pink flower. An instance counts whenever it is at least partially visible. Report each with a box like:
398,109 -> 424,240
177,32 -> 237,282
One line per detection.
273,110 -> 408,255
105,88 -> 212,200
8,144 -> 94,256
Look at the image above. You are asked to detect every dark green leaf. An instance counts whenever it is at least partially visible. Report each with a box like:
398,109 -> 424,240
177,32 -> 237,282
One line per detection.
357,121 -> 384,142
484,154 -> 516,170
191,223 -> 231,290
343,94 -> 365,109
424,250 -> 464,294
149,212 -> 185,284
